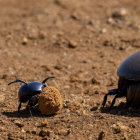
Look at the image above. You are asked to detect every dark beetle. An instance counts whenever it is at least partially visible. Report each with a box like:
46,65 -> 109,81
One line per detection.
8,76 -> 54,116
102,50 -> 140,110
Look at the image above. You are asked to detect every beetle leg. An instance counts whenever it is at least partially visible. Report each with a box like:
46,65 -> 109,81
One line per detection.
18,102 -> 22,113
26,100 -> 33,117
27,105 -> 33,117
102,89 -> 118,107
109,93 -> 123,110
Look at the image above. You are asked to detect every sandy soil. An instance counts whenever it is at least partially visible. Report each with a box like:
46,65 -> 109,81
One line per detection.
0,0 -> 140,139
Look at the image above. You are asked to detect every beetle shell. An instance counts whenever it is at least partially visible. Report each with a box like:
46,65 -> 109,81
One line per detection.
19,82 -> 46,103
117,50 -> 140,80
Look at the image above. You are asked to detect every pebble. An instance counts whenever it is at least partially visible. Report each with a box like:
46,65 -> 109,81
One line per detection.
28,29 -> 38,40
129,123 -> 135,128
14,120 -> 24,128
39,130 -> 51,137
21,129 -> 25,133
112,122 -> 129,134
58,129 -> 70,136
68,40 -> 77,48
0,94 -> 5,102
39,32 -> 46,39
69,75 -> 78,83
91,78 -> 99,84
132,39 -> 140,48
112,8 -> 127,18
22,37 -> 28,45
54,65 -> 62,70
40,121 -> 49,128
71,13 -> 79,20
112,126 -> 121,134
107,17 -> 114,24
100,28 -> 107,34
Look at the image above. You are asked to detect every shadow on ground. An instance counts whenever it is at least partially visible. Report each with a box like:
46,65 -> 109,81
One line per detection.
99,106 -> 140,118
2,108 -> 56,118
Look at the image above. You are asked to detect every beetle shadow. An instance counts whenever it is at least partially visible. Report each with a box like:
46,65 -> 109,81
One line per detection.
99,104 -> 140,118
2,108 -> 56,118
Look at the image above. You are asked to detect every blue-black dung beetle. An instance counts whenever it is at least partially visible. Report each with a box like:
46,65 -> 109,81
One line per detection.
8,76 -> 55,116
102,50 -> 140,110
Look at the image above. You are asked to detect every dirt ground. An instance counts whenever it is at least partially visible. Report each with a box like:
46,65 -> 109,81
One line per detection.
0,0 -> 140,139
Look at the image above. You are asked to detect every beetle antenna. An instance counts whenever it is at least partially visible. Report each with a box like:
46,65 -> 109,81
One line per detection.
8,79 -> 27,85
42,77 -> 55,84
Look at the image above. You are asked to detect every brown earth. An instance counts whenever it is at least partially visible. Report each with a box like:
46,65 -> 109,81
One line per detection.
0,0 -> 140,139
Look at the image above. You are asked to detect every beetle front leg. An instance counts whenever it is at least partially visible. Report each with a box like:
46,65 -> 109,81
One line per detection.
109,93 -> 123,110
102,89 -> 118,107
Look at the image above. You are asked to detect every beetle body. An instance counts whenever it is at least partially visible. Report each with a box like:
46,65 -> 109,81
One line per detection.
8,77 -> 54,116
102,50 -> 140,109
19,82 -> 45,103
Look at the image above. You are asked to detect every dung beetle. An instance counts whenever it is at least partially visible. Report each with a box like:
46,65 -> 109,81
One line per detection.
8,76 -> 54,116
102,50 -> 140,110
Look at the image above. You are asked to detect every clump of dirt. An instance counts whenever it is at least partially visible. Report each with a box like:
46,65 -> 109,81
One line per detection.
39,86 -> 63,115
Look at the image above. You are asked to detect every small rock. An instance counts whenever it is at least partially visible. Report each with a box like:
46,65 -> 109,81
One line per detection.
31,130 -> 36,135
69,75 -> 78,83
28,29 -> 38,40
112,124 -> 121,134
14,120 -> 24,128
0,94 -> 5,102
117,122 -> 129,131
57,31 -> 64,36
100,28 -> 107,33
41,65 -> 51,71
107,17 -> 114,24
112,122 -> 129,134
58,129 -> 70,136
94,90 -> 99,94
0,74 -> 7,79
112,8 -> 127,18
54,65 -> 62,70
39,130 -> 51,137
88,20 -> 94,25
71,13 -> 79,20
65,109 -> 70,113
129,123 -> 135,128
21,129 -> 25,133
39,32 -> 46,39
22,37 -> 28,45
133,39 -> 140,48
68,40 -> 77,48
40,121 -> 49,127
91,78 -> 99,84
103,40 -> 109,46
112,127 -> 121,134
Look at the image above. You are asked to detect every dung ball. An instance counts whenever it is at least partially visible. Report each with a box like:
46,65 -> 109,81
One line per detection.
38,86 -> 63,115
